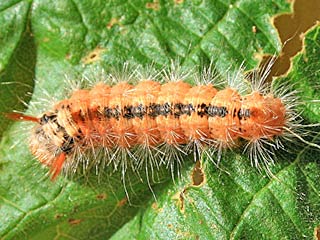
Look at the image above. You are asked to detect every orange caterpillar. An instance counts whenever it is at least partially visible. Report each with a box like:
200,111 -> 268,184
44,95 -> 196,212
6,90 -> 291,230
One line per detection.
8,65 -> 307,180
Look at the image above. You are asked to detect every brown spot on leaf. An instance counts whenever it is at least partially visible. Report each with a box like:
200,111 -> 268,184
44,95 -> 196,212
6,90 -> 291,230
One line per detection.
42,37 -> 50,43
152,202 -> 158,210
54,213 -> 63,219
315,226 -> 320,240
68,218 -> 83,225
179,189 -> 186,212
174,0 -> 184,4
173,188 -> 187,213
96,193 -> 107,200
117,197 -> 128,207
82,46 -> 106,64
146,1 -> 160,11
252,25 -> 257,34
107,18 -> 119,29
191,160 -> 205,187
151,202 -> 163,213
65,53 -> 71,60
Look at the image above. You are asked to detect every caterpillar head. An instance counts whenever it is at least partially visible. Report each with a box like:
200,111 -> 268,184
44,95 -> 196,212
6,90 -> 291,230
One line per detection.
6,112 -> 68,179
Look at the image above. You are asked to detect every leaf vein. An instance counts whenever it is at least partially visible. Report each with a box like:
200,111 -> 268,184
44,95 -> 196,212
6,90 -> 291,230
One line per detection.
1,185 -> 65,239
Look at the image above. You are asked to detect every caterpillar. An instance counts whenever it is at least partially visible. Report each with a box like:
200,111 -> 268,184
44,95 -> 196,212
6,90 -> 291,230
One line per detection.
6,61 -> 319,181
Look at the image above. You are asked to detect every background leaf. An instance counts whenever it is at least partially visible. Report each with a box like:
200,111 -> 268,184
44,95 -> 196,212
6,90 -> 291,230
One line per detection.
1,0 -> 319,239
0,1 -> 36,138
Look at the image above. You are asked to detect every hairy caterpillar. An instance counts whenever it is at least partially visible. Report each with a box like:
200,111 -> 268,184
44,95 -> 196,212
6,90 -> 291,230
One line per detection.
7,61 -> 319,181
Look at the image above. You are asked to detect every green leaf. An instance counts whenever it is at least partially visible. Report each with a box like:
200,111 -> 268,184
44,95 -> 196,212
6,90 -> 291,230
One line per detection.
2,0 -> 319,240
0,1 -> 36,138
